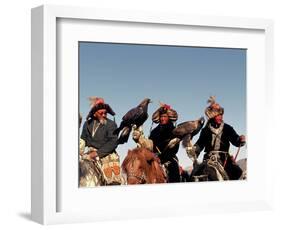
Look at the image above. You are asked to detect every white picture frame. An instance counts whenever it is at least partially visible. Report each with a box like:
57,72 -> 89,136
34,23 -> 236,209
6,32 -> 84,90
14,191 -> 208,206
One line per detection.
31,5 -> 274,225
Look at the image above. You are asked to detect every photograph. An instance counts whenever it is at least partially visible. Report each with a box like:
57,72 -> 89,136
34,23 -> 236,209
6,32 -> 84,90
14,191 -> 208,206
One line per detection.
78,42 -> 247,186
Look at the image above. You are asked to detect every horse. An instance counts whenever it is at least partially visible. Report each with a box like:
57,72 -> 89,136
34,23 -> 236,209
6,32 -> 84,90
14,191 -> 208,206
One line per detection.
122,147 -> 167,184
189,151 -> 247,182
190,162 -> 229,182
236,158 -> 247,180
79,155 -> 107,187
189,151 -> 230,182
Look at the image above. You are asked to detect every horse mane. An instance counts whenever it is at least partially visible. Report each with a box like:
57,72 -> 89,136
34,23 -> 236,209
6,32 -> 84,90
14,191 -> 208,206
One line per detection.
122,148 -> 166,183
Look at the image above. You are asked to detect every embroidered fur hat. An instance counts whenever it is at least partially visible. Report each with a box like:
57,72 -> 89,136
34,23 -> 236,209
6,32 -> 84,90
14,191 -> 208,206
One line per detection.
86,97 -> 116,120
204,96 -> 224,120
152,102 -> 178,123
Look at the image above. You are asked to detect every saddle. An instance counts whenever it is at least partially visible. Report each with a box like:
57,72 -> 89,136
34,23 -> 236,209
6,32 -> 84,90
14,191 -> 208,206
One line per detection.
191,151 -> 229,181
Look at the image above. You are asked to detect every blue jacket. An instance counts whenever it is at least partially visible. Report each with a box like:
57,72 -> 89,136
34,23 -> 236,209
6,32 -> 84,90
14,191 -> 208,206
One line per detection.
81,118 -> 118,158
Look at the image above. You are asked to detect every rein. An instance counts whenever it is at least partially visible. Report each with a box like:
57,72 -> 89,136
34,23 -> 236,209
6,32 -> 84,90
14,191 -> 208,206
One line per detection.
234,145 -> 241,162
127,171 -> 146,184
126,158 -> 147,184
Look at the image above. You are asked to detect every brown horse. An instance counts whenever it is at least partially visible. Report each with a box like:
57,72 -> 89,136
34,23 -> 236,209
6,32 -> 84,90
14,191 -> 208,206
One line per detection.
122,148 -> 167,184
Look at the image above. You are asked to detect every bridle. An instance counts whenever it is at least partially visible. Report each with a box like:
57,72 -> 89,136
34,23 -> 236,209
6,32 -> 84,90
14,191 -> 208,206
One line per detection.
126,158 -> 147,184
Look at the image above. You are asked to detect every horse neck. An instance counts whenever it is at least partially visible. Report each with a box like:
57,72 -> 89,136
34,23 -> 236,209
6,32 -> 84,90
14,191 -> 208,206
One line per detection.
147,160 -> 165,183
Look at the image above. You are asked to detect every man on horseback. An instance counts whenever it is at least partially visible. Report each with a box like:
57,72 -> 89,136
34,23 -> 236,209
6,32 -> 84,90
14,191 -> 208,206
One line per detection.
80,97 -> 122,185
149,103 -> 181,183
189,96 -> 246,180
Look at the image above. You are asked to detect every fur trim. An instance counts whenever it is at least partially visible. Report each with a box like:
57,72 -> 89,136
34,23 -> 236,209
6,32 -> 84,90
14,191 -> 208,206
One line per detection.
152,103 -> 178,123
205,96 -> 224,119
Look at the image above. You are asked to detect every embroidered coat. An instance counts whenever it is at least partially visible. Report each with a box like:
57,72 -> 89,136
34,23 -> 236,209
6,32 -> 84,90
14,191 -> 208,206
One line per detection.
193,121 -> 245,180
194,122 -> 244,158
149,121 -> 179,163
149,121 -> 180,182
81,118 -> 118,158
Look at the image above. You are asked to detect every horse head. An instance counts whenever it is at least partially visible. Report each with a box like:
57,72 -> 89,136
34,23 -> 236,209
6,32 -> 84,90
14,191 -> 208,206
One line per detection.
122,148 -> 166,184
122,149 -> 146,184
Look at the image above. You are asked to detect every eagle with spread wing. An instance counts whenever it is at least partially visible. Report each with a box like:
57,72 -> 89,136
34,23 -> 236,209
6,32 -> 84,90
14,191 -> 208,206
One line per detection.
166,117 -> 205,149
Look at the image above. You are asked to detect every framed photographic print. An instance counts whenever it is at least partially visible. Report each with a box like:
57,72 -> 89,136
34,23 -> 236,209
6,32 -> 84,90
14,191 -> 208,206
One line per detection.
31,5 -> 274,225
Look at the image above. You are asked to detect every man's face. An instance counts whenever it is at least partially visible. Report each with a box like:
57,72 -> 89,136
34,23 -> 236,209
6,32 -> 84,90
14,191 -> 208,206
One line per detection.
214,114 -> 223,125
94,109 -> 107,123
160,114 -> 169,125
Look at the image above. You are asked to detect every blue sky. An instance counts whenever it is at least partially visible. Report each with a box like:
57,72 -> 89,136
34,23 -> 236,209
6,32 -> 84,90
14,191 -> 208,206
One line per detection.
79,42 -> 247,168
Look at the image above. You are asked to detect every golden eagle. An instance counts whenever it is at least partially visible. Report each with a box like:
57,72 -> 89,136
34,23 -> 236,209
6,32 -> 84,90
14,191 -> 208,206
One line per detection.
114,98 -> 152,144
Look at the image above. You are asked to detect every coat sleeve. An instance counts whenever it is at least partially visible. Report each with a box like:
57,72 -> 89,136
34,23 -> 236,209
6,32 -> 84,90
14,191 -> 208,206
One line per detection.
149,129 -> 158,153
80,121 -> 90,146
97,121 -> 118,158
227,125 -> 245,147
148,130 -> 155,141
194,128 -> 207,157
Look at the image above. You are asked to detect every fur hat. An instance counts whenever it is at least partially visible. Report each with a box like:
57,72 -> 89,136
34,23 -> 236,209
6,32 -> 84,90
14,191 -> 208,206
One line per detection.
152,102 -> 178,123
86,97 -> 115,120
204,96 -> 224,120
